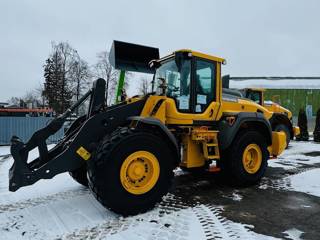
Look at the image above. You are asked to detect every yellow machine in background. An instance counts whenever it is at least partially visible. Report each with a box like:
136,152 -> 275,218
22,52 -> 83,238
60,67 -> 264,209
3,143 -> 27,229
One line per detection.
240,88 -> 299,146
222,82 -> 300,147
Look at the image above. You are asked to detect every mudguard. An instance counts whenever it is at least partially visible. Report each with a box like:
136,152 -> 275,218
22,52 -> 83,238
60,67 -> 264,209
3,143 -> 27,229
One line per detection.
218,112 -> 272,150
129,116 -> 180,166
269,113 -> 294,139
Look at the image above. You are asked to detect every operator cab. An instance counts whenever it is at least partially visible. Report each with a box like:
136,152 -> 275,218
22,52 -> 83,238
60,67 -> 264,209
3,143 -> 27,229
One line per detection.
152,50 -> 225,113
244,88 -> 264,106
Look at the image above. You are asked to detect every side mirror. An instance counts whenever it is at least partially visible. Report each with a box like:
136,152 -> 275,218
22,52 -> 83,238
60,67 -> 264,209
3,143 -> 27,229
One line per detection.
149,60 -> 161,70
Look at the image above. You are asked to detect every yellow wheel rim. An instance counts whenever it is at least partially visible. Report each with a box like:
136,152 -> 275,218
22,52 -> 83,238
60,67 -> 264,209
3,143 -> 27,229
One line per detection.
242,144 -> 262,174
120,151 -> 160,195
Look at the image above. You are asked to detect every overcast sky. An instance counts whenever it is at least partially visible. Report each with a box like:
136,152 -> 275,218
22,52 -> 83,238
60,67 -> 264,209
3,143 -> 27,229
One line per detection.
1,0 -> 320,101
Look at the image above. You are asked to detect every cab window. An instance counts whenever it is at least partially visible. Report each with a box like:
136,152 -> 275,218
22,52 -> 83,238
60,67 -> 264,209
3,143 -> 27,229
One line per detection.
247,91 -> 261,104
154,58 -> 191,111
195,60 -> 216,112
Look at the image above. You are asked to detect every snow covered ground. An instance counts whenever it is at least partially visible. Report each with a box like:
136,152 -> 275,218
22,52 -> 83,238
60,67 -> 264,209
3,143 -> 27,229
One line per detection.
0,140 -> 319,240
268,140 -> 320,170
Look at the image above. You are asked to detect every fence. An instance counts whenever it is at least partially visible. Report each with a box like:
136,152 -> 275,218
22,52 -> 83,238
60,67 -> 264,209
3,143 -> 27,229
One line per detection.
0,117 -> 64,145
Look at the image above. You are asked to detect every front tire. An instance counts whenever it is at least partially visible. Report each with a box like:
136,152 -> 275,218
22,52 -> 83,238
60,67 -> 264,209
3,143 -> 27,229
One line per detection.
221,131 -> 269,186
87,128 -> 175,216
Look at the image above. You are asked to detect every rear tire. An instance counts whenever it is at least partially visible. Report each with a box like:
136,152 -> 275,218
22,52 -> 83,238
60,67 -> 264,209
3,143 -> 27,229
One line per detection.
87,127 -> 175,216
220,131 -> 268,186
69,164 -> 88,187
274,124 -> 290,148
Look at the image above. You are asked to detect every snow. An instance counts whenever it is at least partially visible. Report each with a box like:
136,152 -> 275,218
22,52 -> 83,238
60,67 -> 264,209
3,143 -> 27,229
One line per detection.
1,140 -> 320,239
231,192 -> 243,201
0,145 -> 78,205
103,208 -> 207,240
268,141 -> 320,170
173,167 -> 188,176
230,79 -> 320,89
0,146 -> 10,157
283,228 -> 304,240
0,146 -> 115,239
287,169 -> 320,197
260,141 -> 320,200
223,191 -> 243,201
102,205 -> 278,240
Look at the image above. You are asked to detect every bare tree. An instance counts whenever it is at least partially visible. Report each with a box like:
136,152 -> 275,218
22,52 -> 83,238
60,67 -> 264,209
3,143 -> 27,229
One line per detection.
70,57 -> 92,101
139,77 -> 152,96
7,87 -> 43,108
93,51 -> 119,105
7,97 -> 21,106
93,51 -> 133,105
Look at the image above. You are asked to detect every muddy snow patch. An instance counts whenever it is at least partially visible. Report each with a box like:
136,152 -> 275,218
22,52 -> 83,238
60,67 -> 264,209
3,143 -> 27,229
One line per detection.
231,192 -> 243,201
224,191 -> 243,201
283,228 -> 304,240
174,167 -> 189,176
262,168 -> 320,197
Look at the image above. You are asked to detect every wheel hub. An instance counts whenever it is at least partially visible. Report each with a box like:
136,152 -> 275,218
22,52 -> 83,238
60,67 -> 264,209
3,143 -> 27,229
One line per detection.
120,151 -> 160,195
127,161 -> 145,181
242,144 -> 262,174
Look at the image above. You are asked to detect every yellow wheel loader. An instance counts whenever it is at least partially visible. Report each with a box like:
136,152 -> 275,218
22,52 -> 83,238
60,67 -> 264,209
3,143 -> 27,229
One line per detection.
222,77 -> 300,147
9,41 -> 286,216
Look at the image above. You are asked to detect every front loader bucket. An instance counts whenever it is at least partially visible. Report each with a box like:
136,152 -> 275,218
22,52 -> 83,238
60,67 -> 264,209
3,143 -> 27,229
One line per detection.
109,40 -> 159,73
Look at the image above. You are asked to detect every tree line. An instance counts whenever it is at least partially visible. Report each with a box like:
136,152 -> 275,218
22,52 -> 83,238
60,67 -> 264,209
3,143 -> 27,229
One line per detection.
8,41 -> 125,114
43,42 -> 123,114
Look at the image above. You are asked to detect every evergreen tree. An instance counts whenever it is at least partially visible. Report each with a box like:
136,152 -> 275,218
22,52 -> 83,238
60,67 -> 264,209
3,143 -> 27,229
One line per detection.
43,58 -> 59,112
296,108 -> 309,141
313,108 -> 320,142
43,43 -> 75,114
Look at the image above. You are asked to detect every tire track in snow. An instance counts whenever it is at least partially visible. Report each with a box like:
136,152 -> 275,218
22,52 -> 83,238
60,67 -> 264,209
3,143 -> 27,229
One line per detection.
0,188 -> 89,213
59,193 -> 192,240
60,198 -> 276,240
194,205 -> 239,240
194,205 -> 277,240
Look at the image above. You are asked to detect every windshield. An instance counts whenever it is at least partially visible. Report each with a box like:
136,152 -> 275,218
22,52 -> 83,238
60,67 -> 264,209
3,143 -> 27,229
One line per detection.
247,91 -> 261,104
154,58 -> 191,110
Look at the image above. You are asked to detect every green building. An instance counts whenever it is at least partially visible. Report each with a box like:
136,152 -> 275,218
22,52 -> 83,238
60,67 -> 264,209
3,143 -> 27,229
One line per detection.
230,79 -> 320,116
264,89 -> 320,116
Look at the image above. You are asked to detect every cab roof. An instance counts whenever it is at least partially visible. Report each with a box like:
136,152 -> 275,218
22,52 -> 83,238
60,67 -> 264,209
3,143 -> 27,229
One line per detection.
175,49 -> 226,63
246,88 -> 266,92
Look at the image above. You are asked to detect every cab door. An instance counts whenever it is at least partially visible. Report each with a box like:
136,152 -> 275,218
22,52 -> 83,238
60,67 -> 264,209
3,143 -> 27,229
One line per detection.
165,56 -> 221,125
192,58 -> 217,114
